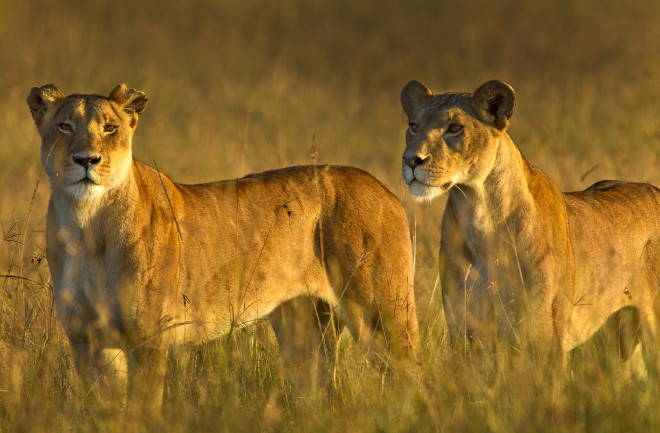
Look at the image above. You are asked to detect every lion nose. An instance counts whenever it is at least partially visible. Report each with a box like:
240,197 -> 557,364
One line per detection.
402,154 -> 430,170
73,155 -> 102,169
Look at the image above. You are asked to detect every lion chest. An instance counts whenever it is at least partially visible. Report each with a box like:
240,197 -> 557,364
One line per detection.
49,223 -> 126,335
459,202 -> 549,324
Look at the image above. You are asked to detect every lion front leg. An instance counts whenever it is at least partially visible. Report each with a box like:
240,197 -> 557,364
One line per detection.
67,336 -> 97,400
531,294 -> 569,372
96,348 -> 129,410
439,246 -> 496,359
440,257 -> 473,353
438,206 -> 499,359
126,342 -> 169,416
66,332 -> 129,412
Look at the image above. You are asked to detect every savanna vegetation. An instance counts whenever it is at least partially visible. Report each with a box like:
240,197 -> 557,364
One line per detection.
2,0 -> 660,431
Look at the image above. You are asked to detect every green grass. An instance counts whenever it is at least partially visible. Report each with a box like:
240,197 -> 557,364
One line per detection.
3,0 -> 660,431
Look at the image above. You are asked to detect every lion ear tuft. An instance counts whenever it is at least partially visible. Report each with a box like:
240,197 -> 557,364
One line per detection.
471,80 -> 515,131
109,84 -> 148,128
401,80 -> 433,118
27,84 -> 65,128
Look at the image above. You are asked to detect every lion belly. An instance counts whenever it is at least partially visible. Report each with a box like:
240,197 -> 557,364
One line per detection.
159,166 -> 376,345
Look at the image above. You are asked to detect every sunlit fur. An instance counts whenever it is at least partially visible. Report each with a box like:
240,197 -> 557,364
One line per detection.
400,79 -> 660,376
28,83 -> 420,413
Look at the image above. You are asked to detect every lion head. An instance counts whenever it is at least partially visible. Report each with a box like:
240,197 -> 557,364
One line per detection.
400,80 -> 516,201
27,84 -> 148,201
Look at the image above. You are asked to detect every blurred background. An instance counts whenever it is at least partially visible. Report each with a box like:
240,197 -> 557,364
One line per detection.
5,0 -> 660,316
2,0 -> 660,430
4,0 -> 660,259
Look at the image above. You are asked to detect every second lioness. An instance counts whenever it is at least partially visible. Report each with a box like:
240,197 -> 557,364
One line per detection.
400,79 -> 660,371
28,83 -> 419,411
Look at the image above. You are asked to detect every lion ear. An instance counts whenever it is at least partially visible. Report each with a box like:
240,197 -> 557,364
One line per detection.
27,84 -> 65,128
109,84 -> 148,129
401,80 -> 432,117
471,80 -> 515,131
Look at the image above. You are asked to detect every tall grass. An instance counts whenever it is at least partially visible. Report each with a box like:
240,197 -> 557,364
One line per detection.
3,0 -> 660,430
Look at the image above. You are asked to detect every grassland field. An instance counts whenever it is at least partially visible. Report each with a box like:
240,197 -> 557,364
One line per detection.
2,0 -> 660,431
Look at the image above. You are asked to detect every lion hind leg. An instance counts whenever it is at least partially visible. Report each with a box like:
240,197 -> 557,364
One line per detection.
269,297 -> 343,396
334,279 -> 419,370
322,227 -> 419,371
638,307 -> 660,384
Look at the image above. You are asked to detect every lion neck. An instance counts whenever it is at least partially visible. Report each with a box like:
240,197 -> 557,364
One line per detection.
450,133 -> 537,241
49,161 -> 139,232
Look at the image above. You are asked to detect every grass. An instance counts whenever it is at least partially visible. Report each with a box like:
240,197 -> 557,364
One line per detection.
3,0 -> 660,431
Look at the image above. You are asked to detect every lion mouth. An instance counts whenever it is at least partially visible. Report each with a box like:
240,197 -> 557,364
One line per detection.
67,176 -> 101,191
407,177 -> 454,192
75,172 -> 103,185
409,178 -> 453,191
408,178 -> 426,187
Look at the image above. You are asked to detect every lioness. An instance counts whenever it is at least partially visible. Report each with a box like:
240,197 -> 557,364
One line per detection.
27,83 -> 419,410
400,79 -> 660,372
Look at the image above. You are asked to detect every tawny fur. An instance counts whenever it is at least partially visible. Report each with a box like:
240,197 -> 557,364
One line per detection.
27,84 -> 419,411
400,79 -> 660,372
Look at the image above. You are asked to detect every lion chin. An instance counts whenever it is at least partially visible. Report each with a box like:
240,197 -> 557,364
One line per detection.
407,179 -> 450,202
65,179 -> 105,201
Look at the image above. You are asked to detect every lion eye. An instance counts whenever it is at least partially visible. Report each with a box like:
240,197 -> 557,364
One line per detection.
57,123 -> 73,133
448,123 -> 463,134
408,122 -> 419,134
104,124 -> 117,134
